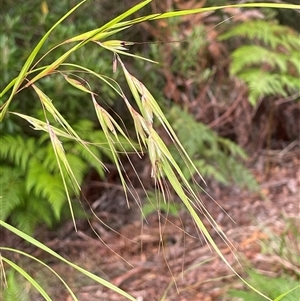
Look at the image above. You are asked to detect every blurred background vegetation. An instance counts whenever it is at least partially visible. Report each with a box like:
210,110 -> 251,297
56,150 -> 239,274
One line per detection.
1,0 -> 299,233
1,1 -> 299,300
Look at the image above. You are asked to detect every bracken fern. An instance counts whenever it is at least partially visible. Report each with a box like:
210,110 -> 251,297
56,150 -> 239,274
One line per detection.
168,105 -> 259,190
219,20 -> 300,105
0,120 -> 123,234
2,270 -> 31,301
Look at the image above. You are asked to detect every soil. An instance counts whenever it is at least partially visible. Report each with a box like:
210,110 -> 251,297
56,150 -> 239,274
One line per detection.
1,146 -> 299,301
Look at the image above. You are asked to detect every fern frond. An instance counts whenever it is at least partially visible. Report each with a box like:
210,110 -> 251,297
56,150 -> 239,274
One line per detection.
239,69 -> 289,105
65,153 -> 88,188
280,74 -> 300,93
10,208 -> 42,235
3,270 -> 31,301
25,195 -> 56,228
219,20 -> 298,50
225,157 -> 258,190
218,137 -> 247,159
167,106 -> 257,190
191,159 -> 228,185
220,20 -> 299,105
25,157 -> 66,220
0,136 -> 35,171
230,45 -> 289,75
71,142 -> 106,177
0,166 -> 24,221
290,51 -> 300,74
0,121 -> 113,232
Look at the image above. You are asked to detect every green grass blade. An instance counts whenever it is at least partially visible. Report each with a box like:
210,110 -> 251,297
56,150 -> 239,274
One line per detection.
161,160 -> 272,300
112,3 -> 299,29
2,257 -> 52,301
149,3 -> 299,20
1,247 -> 78,301
0,220 -> 137,301
62,63 -> 124,96
0,78 -> 16,98
96,0 -> 152,33
0,0 -> 88,121
65,26 -> 132,43
26,0 -> 153,85
273,285 -> 300,301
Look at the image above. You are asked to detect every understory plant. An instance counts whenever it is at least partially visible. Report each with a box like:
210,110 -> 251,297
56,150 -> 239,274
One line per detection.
167,105 -> 258,189
0,119 -> 123,234
228,215 -> 300,301
2,270 -> 31,301
0,0 -> 299,300
0,0 -> 133,234
219,20 -> 300,105
228,270 -> 300,301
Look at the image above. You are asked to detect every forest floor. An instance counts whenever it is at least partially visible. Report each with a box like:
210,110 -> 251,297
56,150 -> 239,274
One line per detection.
2,146 -> 299,301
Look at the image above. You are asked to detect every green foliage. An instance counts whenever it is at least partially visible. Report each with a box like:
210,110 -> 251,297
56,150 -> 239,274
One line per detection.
0,0 -> 126,134
0,120 -> 117,234
139,19 -> 258,191
220,20 -> 300,105
146,22 -> 215,92
167,24 -> 213,83
1,1 -> 299,300
260,217 -> 300,276
229,217 -> 300,301
228,270 -> 300,301
167,105 -> 258,190
3,270 -> 31,301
